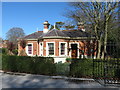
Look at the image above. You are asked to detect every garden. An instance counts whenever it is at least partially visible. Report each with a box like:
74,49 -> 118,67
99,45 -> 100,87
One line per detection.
1,48 -> 120,80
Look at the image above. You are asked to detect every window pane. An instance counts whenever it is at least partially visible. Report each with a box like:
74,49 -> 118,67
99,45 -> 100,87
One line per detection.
28,44 -> 32,54
61,43 -> 65,55
48,43 -> 54,55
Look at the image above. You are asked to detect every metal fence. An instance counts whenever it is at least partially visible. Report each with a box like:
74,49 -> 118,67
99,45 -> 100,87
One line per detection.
93,59 -> 120,85
105,41 -> 120,58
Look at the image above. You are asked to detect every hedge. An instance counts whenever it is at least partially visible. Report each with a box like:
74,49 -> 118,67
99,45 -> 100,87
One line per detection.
2,55 -> 120,78
0,48 -> 8,55
2,55 -> 56,75
69,58 -> 93,78
69,58 -> 120,78
55,62 -> 70,76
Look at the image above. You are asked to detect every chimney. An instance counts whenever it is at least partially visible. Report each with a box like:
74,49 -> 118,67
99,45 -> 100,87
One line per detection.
77,22 -> 85,31
43,21 -> 50,33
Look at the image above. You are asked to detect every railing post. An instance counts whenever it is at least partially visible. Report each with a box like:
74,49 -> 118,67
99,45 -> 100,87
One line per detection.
104,59 -> 106,84
93,58 -> 94,79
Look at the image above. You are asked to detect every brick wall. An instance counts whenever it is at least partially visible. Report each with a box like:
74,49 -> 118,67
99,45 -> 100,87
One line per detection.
18,39 -> 97,58
43,39 -> 68,56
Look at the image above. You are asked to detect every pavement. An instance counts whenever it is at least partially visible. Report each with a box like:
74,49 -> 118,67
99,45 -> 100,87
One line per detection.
0,71 -> 119,89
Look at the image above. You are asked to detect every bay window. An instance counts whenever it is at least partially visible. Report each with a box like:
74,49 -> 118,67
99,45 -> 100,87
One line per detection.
28,44 -> 32,54
59,42 -> 67,56
26,43 -> 33,56
47,42 -> 55,56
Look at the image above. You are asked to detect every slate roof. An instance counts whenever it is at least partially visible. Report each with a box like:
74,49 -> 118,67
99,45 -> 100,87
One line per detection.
39,29 -> 68,38
22,31 -> 43,39
62,30 -> 92,37
22,29 -> 95,40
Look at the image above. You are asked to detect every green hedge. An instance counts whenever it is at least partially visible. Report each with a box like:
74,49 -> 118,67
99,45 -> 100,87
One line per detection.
0,48 -> 8,55
2,55 -> 55,75
70,58 -> 120,78
2,55 -> 120,78
55,62 -> 70,76
70,58 -> 93,78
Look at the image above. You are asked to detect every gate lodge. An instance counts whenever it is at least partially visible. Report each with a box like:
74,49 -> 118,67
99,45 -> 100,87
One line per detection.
18,21 -> 97,63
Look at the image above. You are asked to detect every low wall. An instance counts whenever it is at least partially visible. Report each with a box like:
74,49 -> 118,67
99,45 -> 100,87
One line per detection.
53,56 -> 69,63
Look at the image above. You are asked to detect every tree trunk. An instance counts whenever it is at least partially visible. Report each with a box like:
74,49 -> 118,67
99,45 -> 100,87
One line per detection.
19,49 -> 27,56
101,16 -> 109,59
8,50 -> 14,55
94,24 -> 102,59
97,40 -> 101,59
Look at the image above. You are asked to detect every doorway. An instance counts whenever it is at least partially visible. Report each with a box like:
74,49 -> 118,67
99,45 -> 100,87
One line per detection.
71,44 -> 78,58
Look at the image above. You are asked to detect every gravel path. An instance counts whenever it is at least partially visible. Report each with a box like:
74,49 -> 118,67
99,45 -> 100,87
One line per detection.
0,72 -> 118,88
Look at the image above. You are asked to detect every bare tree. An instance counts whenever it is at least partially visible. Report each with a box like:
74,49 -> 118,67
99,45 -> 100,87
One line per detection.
65,1 -> 118,58
6,27 -> 25,45
6,41 -> 15,55
19,39 -> 27,56
101,2 -> 118,58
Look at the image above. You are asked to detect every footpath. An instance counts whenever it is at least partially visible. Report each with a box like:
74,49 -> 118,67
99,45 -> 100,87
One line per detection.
0,71 -> 119,88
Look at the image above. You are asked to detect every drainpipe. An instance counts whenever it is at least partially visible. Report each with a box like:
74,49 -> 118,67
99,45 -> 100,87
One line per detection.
37,39 -> 40,56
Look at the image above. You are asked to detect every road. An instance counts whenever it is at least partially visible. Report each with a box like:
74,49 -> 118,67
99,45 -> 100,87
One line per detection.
0,72 -> 118,89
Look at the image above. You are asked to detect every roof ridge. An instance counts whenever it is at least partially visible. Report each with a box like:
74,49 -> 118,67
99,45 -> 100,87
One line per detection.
54,29 -> 58,36
62,30 -> 77,31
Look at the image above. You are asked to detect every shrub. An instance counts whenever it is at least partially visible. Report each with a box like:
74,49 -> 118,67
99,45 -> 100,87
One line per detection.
66,58 -> 72,62
72,58 -> 120,79
20,39 -> 27,49
70,58 -> 93,78
55,62 -> 70,76
2,55 -> 56,75
12,49 -> 18,55
1,48 -> 8,55
19,39 -> 27,56
6,41 -> 15,52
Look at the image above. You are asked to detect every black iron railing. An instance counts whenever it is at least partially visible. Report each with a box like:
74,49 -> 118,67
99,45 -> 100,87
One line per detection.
93,59 -> 120,84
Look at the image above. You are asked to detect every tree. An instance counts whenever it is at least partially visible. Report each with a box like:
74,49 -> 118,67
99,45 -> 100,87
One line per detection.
6,41 -> 15,55
107,15 -> 120,58
101,2 -> 118,58
50,22 -> 65,30
0,37 -> 2,47
65,1 -> 118,58
0,37 -> 2,42
19,39 -> 27,56
64,25 -> 75,30
50,21 -> 75,30
6,27 -> 25,44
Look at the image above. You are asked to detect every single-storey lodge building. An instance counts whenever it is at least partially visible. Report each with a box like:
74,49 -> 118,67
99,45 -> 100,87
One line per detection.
18,21 -> 97,63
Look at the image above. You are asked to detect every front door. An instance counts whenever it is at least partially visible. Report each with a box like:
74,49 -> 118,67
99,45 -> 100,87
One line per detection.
71,44 -> 77,58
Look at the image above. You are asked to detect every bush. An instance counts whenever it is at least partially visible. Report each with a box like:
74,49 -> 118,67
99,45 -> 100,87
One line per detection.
115,69 -> 120,78
12,49 -> 18,55
70,58 -> 106,78
70,58 -> 93,78
1,48 -> 8,55
66,58 -> 72,62
55,62 -> 70,76
2,55 -> 56,75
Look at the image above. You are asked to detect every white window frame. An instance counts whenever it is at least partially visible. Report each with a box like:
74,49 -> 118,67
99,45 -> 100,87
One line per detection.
69,42 -> 79,58
59,42 -> 67,56
46,42 -> 55,56
39,42 -> 43,56
26,43 -> 33,56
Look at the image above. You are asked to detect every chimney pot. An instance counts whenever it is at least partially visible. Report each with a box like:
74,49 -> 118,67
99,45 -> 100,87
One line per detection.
77,22 -> 85,31
43,21 -> 50,33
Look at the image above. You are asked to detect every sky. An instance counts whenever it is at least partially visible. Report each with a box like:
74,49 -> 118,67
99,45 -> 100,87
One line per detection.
2,2 -> 70,39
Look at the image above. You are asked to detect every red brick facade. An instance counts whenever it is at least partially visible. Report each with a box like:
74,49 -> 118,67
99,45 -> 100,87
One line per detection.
18,39 -> 97,59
